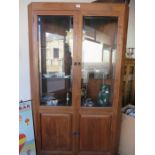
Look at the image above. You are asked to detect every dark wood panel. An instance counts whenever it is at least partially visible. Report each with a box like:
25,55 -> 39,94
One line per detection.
40,113 -> 72,151
79,114 -> 112,152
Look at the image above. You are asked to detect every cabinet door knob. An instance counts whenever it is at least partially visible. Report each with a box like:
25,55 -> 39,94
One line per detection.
74,62 -> 77,66
78,62 -> 81,66
72,131 -> 80,136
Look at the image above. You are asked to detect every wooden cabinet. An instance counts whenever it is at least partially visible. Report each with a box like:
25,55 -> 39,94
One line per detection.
28,3 -> 128,155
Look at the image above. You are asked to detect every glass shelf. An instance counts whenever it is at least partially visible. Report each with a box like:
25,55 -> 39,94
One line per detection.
41,101 -> 72,107
42,75 -> 71,80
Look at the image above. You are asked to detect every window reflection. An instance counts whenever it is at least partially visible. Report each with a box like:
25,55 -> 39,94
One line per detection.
81,16 -> 118,107
45,32 -> 64,73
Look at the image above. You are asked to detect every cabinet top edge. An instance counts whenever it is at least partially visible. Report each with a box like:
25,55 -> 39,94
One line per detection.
28,2 -> 128,11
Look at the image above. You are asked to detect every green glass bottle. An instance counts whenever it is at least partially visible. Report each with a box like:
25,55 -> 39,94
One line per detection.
97,84 -> 111,107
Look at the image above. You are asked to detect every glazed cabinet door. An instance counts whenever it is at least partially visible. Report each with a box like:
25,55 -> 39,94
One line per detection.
77,15 -> 118,155
77,4 -> 128,154
37,14 -> 78,155
28,9 -> 80,155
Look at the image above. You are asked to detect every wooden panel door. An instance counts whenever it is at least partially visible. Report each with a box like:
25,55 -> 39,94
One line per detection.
79,114 -> 112,153
76,3 -> 128,155
40,113 -> 72,152
28,8 -> 79,155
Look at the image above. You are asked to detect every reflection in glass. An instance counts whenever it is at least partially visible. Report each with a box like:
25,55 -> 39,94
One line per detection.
81,16 -> 118,107
38,16 -> 73,106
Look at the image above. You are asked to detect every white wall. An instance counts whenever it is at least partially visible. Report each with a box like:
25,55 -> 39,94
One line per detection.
19,0 -> 31,101
19,0 -> 135,101
127,0 -> 135,48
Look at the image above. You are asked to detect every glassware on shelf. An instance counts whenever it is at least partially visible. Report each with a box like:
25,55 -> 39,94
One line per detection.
41,95 -> 58,106
66,92 -> 70,105
83,98 -> 94,107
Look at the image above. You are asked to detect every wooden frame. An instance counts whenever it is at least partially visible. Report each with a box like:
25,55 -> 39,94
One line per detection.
28,3 -> 128,155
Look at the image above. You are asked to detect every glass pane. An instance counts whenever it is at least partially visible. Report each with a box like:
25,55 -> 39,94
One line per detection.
81,16 -> 118,107
38,16 -> 73,106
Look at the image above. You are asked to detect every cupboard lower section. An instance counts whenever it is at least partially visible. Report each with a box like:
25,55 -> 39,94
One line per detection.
38,112 -> 113,155
79,114 -> 112,152
40,113 -> 73,152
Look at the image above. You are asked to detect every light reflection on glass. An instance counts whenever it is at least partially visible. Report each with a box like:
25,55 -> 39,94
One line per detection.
81,16 -> 118,107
